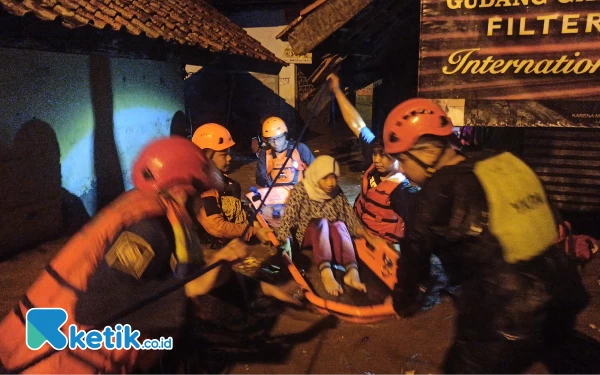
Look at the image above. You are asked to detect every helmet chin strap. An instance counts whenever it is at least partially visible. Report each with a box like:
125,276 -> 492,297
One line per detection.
403,143 -> 448,176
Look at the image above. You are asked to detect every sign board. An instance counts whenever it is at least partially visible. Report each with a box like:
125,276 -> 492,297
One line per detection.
419,0 -> 600,127
281,43 -> 313,64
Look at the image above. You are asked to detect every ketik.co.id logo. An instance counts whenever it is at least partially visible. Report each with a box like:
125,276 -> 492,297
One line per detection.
26,308 -> 172,351
25,308 -> 69,350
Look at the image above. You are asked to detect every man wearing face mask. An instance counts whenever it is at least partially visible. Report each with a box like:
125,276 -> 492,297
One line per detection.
192,123 -> 273,246
255,116 -> 315,188
383,98 -> 589,373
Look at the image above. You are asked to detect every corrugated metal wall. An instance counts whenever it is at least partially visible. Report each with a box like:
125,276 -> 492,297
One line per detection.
521,128 -> 600,212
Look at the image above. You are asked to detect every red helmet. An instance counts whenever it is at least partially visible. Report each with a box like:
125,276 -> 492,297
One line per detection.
383,98 -> 454,155
132,136 -> 222,193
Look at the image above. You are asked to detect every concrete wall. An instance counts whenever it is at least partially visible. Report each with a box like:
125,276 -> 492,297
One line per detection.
229,9 -> 297,116
0,47 -> 184,251
244,26 -> 297,122
185,10 -> 300,143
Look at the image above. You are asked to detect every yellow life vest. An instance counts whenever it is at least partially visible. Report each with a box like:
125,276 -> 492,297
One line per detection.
473,152 -> 558,264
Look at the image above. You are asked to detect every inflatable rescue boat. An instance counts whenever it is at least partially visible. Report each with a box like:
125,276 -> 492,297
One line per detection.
246,187 -> 398,324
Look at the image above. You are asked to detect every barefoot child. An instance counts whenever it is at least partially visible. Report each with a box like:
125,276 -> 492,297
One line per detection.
276,155 -> 388,296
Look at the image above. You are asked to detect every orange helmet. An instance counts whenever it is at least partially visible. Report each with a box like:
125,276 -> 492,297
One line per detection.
262,117 -> 288,138
192,123 -> 235,151
383,98 -> 454,155
132,136 -> 222,193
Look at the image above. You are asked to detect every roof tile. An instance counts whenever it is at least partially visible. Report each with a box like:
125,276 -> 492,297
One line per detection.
161,17 -> 176,31
130,0 -> 149,14
114,14 -> 130,28
40,0 -> 58,7
143,19 -> 163,38
130,17 -> 159,39
0,0 -> 29,16
125,4 -> 148,23
74,7 -> 102,27
63,12 -> 91,28
108,1 -> 133,20
90,0 -> 116,17
22,0 -> 58,21
83,2 -> 97,14
168,11 -> 185,25
59,0 -> 81,10
146,2 -> 167,19
93,9 -> 122,30
175,22 -> 189,34
123,18 -> 141,35
0,0 -> 285,65
53,4 -> 75,18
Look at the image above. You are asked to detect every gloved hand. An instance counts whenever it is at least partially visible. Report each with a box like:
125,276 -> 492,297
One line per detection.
279,238 -> 292,260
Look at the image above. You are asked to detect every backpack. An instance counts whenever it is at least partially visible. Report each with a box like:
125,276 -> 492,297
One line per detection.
556,221 -> 599,263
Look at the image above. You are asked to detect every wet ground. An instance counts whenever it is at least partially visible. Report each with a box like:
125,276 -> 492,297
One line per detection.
1,130 -> 600,373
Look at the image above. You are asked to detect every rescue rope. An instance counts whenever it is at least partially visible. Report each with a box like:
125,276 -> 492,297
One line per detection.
7,83 -> 331,375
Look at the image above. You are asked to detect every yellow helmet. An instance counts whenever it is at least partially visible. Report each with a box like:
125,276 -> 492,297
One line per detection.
262,117 -> 288,139
192,123 -> 235,151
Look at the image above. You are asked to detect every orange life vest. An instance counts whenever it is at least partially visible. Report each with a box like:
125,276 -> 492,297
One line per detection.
0,190 -> 179,374
354,164 -> 406,244
266,148 -> 306,186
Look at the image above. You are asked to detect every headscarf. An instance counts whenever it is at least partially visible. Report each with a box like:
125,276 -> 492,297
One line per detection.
303,155 -> 341,202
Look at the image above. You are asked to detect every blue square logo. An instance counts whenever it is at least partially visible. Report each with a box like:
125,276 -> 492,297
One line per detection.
25,308 -> 68,350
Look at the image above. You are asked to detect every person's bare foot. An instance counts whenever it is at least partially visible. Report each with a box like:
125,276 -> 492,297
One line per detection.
344,267 -> 367,293
320,267 -> 343,296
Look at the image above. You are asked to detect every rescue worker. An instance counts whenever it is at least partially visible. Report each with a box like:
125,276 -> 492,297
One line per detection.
0,136 -> 300,374
256,116 -> 315,188
328,73 -> 419,246
383,98 -> 590,373
192,123 -> 273,246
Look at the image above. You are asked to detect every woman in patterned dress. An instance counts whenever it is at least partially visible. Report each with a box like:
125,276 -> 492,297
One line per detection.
276,155 -> 389,296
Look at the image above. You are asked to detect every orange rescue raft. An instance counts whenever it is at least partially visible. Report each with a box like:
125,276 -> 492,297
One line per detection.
245,187 -> 399,324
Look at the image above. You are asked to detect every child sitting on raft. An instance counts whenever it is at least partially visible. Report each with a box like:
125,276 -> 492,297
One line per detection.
276,155 -> 389,296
